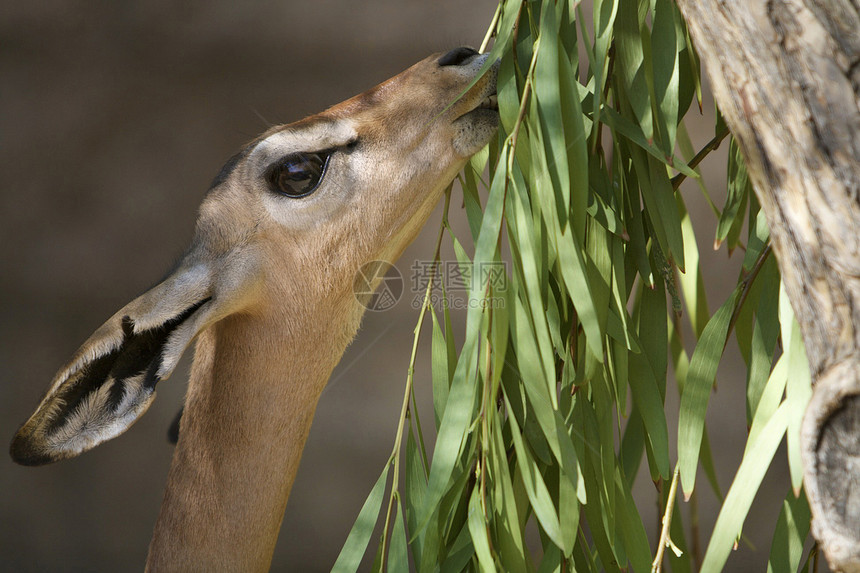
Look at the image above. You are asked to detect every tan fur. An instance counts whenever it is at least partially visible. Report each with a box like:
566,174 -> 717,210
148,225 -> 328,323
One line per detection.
12,49 -> 498,570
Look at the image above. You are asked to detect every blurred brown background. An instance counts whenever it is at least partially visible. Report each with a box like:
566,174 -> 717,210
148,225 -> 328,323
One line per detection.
0,1 -> 802,571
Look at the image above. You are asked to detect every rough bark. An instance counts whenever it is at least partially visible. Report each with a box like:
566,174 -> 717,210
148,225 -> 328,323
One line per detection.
674,0 -> 860,570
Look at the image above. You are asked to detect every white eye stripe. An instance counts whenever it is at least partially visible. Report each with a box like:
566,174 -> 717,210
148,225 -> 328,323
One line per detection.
249,121 -> 358,170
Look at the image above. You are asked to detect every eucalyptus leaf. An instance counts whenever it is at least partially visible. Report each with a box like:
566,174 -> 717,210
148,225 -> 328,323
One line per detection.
331,465 -> 390,573
679,287 -> 740,495
701,404 -> 790,572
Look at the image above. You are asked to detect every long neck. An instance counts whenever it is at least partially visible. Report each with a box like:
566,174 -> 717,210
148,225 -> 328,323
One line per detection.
146,307 -> 351,572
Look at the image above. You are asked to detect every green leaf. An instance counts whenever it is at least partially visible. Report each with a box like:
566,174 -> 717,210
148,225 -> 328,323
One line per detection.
595,92 -> 696,176
651,0 -> 681,155
388,502 -> 409,573
467,488 -> 496,572
615,0 -> 653,140
559,456 -> 580,558
615,468 -> 652,573
504,393 -> 568,554
537,544 -> 562,573
700,404 -> 790,572
587,189 -> 625,237
628,352 -> 671,479
742,205 -> 771,272
683,18 -> 703,114
431,309 -> 451,430
639,268 -> 668,393
767,490 -> 811,573
439,523 -> 475,573
674,17 -> 698,125
497,32 -> 522,138
585,223 -> 613,362
489,413 -> 529,570
573,531 -> 599,573
509,298 -> 586,504
679,286 -> 740,495
557,34 -> 590,247
716,137 -> 751,250
626,145 -> 685,272
648,155 -> 686,271
534,0 -> 572,227
331,464 -> 390,573
574,396 -> 622,572
511,150 -> 603,359
555,227 -> 605,359
414,358 -> 479,538
622,164 -> 654,285
590,0 -> 619,147
748,349 -> 788,448
404,430 -> 426,562
429,463 -> 474,571
620,408 -> 646,486
780,284 -> 812,494
507,162 -> 559,404
745,260 -> 780,422
677,195 -> 710,337
463,164 -> 485,243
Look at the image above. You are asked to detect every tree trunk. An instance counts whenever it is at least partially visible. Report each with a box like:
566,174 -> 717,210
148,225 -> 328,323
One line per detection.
673,0 -> 860,569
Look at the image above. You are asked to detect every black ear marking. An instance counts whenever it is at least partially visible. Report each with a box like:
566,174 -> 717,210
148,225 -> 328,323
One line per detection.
41,298 -> 211,439
42,346 -> 124,436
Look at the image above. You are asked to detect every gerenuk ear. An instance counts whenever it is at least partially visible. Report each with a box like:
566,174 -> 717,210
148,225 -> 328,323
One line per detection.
10,270 -> 214,466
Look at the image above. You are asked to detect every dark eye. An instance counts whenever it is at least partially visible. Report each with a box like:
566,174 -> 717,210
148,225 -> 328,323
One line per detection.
266,151 -> 331,197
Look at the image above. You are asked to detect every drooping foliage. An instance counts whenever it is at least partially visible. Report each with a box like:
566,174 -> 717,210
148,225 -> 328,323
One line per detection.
335,0 -> 814,571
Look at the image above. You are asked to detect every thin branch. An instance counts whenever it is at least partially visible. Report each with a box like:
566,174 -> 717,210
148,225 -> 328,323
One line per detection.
503,6 -> 539,172
725,243 -> 773,347
479,312 -> 496,561
479,3 -> 501,53
508,39 -> 541,164
671,127 -> 731,190
652,465 -> 683,573
378,186 -> 453,570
